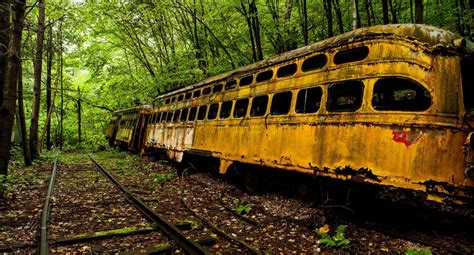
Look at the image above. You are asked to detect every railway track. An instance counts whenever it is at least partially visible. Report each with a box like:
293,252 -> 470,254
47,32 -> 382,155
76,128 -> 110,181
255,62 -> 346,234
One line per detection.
35,152 -> 209,254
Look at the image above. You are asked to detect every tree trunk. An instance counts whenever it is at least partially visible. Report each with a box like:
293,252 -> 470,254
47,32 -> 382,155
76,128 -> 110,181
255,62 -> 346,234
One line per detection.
382,0 -> 390,24
0,0 -> 25,176
17,62 -> 31,166
324,0 -> 334,37
77,87 -> 81,144
364,0 -> 372,26
29,0 -> 46,158
239,0 -> 257,62
45,25 -> 53,150
333,0 -> 344,34
60,22 -> 64,150
250,0 -> 263,60
0,0 -> 10,107
353,0 -> 361,29
414,0 -> 423,23
389,0 -> 398,23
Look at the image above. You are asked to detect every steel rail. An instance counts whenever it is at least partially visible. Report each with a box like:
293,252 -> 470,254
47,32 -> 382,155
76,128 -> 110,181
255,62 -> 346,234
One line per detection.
86,153 -> 208,255
39,153 -> 60,255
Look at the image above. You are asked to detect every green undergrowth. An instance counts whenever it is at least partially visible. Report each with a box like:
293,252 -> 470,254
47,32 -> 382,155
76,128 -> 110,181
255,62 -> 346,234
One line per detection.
405,247 -> 432,255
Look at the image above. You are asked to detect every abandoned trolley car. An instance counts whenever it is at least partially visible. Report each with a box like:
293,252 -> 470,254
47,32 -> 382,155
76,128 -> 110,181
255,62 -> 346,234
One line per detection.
107,24 -> 474,208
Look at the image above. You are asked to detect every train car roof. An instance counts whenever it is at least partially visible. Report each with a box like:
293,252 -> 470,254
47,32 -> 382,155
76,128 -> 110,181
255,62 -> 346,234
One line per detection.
154,24 -> 472,101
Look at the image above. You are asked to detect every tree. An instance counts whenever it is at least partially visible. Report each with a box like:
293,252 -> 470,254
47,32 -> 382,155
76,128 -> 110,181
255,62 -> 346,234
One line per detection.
382,0 -> 390,24
0,0 -> 9,106
324,0 -> 334,37
353,0 -> 361,29
0,0 -> 26,176
29,0 -> 46,158
415,0 -> 423,23
45,25 -> 53,150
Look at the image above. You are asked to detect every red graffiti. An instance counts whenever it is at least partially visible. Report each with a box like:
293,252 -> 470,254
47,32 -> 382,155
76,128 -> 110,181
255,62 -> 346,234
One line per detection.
392,130 -> 422,147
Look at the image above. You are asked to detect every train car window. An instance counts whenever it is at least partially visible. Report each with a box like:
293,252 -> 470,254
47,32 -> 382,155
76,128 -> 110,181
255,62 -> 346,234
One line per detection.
277,63 -> 297,78
192,90 -> 201,98
157,112 -> 163,123
220,101 -> 232,119
372,78 -> 432,111
197,105 -> 208,120
203,87 -> 211,95
302,54 -> 327,72
271,91 -> 292,115
177,94 -> 184,102
173,110 -> 180,122
334,46 -> 369,65
180,108 -> 189,122
225,79 -> 237,90
164,111 -> 172,122
296,87 -> 323,113
250,95 -> 269,117
327,81 -> 364,112
240,75 -> 253,87
171,97 -> 177,103
233,98 -> 249,118
161,112 -> 167,123
256,70 -> 273,83
188,107 -> 197,121
165,98 -> 170,104
213,83 -> 223,93
185,92 -> 192,99
208,103 -> 219,120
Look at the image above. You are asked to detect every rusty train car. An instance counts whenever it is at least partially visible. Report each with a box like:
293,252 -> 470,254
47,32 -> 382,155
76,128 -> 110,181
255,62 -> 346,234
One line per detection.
107,24 -> 474,210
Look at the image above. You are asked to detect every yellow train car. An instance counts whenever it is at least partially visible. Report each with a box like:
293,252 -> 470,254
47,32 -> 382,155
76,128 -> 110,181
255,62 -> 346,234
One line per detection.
140,24 -> 474,207
107,106 -> 151,150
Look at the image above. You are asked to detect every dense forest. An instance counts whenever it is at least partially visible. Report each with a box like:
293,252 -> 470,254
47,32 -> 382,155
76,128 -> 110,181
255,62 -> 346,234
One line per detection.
0,0 -> 473,175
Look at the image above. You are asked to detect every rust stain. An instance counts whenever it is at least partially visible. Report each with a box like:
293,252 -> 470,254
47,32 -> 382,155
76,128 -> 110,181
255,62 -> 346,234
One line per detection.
391,130 -> 423,147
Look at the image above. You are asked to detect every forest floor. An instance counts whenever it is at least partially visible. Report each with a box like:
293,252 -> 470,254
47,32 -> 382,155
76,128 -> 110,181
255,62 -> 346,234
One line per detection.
0,148 -> 472,254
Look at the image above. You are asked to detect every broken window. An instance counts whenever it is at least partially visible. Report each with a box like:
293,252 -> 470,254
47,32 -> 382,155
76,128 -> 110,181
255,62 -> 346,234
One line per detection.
327,81 -> 364,112
233,98 -> 249,118
372,78 -> 432,111
197,105 -> 208,120
213,84 -> 223,93
166,111 -> 174,122
334,46 -> 369,65
192,90 -> 201,98
161,112 -> 167,123
185,92 -> 192,99
302,54 -> 327,72
188,107 -> 197,121
220,101 -> 232,119
225,79 -> 237,90
256,70 -> 273,83
250,95 -> 269,117
177,94 -> 184,102
180,108 -> 189,121
240,75 -> 253,86
271,91 -> 292,115
173,110 -> 180,122
277,63 -> 297,78
208,103 -> 219,120
296,86 -> 322,114
203,87 -> 211,95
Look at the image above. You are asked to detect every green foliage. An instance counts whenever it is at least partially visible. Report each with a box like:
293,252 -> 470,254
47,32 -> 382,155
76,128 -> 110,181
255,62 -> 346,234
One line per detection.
314,224 -> 350,249
181,219 -> 199,229
405,247 -> 432,255
150,172 -> 175,184
233,199 -> 252,215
